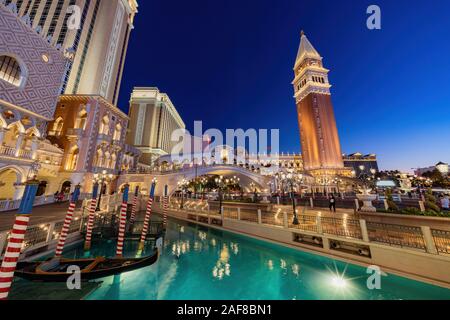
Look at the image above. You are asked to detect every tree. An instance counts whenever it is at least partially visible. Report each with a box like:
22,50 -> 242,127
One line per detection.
422,169 -> 450,188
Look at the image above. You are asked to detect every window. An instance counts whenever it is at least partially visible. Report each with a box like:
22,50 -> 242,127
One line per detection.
0,56 -> 23,87
66,146 -> 79,171
75,109 -> 88,130
52,117 -> 64,136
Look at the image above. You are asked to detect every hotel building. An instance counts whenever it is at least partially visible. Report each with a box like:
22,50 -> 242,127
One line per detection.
0,2 -> 68,201
127,87 -> 186,166
343,153 -> 379,176
46,95 -> 141,195
0,0 -> 140,207
4,0 -> 138,105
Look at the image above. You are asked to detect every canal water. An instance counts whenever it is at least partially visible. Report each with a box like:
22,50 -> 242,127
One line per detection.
12,215 -> 450,300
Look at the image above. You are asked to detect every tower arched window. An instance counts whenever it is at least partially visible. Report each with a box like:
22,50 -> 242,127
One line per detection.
75,109 -> 88,130
52,117 -> 64,136
0,55 -> 26,88
66,146 -> 79,171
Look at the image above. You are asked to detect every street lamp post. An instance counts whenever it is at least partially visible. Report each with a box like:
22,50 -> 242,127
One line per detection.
94,170 -> 114,211
200,177 -> 207,200
334,177 -> 343,197
357,165 -> 377,193
177,178 -> 189,209
215,176 -> 224,214
280,172 -> 303,225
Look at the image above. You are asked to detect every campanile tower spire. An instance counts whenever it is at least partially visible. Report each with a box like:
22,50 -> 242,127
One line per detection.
292,31 -> 344,173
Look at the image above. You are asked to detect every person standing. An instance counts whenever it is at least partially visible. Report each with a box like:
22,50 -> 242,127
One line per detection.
441,195 -> 449,211
329,195 -> 336,213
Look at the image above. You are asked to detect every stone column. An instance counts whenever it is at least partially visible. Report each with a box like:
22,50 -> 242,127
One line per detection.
31,137 -> 39,160
419,201 -> 426,212
257,209 -> 262,224
322,237 -> 330,250
14,133 -> 24,157
359,219 -> 370,242
316,215 -> 323,234
13,183 -> 26,200
421,226 -> 438,254
0,128 -> 5,145
283,211 -> 288,228
237,207 -> 241,220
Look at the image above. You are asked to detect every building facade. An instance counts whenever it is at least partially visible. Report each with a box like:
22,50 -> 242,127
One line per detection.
343,153 -> 379,176
415,162 -> 449,177
127,87 -> 186,166
5,0 -> 138,105
46,95 -> 140,194
0,2 -> 68,201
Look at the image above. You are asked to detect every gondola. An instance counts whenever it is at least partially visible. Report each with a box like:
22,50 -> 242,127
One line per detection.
13,249 -> 159,282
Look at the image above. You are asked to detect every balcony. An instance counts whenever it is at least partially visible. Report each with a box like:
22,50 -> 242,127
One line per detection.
66,128 -> 84,137
0,146 -> 33,160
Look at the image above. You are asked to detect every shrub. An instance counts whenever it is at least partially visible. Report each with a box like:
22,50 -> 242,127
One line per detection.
425,200 -> 440,213
387,200 -> 398,212
402,207 -> 421,215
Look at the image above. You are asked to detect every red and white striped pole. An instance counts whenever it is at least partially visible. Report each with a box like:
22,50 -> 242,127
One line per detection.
116,184 -> 130,257
55,184 -> 81,257
162,185 -> 168,229
0,178 -> 39,300
84,182 -> 99,251
138,180 -> 157,252
130,186 -> 139,224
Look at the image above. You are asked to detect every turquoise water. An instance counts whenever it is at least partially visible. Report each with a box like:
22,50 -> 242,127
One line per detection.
17,215 -> 450,300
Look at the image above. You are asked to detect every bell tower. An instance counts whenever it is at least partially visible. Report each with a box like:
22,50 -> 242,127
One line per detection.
292,31 -> 345,175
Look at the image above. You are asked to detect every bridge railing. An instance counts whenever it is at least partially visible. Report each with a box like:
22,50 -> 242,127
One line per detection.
0,214 -> 83,259
0,194 -> 72,213
158,204 -> 450,257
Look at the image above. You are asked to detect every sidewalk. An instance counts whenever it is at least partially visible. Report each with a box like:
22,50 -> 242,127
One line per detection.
0,201 -> 83,232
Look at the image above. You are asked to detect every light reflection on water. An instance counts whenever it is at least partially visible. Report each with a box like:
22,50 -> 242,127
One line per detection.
38,215 -> 450,300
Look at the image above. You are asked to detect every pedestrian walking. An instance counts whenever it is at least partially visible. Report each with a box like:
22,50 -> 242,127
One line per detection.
329,195 -> 336,213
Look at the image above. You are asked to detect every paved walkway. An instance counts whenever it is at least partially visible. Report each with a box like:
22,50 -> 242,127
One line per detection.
0,202 -> 83,232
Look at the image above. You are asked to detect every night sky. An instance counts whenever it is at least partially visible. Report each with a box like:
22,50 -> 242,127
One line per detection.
117,0 -> 450,172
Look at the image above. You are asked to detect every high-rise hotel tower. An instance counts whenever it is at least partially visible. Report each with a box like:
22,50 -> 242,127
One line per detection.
5,0 -> 138,105
292,31 -> 351,178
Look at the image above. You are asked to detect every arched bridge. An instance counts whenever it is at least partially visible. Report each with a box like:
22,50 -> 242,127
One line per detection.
117,164 -> 272,197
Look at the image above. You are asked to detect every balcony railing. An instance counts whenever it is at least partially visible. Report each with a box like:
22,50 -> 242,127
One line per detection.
0,216 -> 83,257
0,146 -> 33,160
0,194 -> 70,212
66,128 -> 84,137
0,145 -> 15,157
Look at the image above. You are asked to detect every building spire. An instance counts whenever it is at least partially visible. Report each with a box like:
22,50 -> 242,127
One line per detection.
295,31 -> 321,65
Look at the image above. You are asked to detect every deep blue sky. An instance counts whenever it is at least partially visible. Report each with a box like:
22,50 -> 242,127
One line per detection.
118,0 -> 450,172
